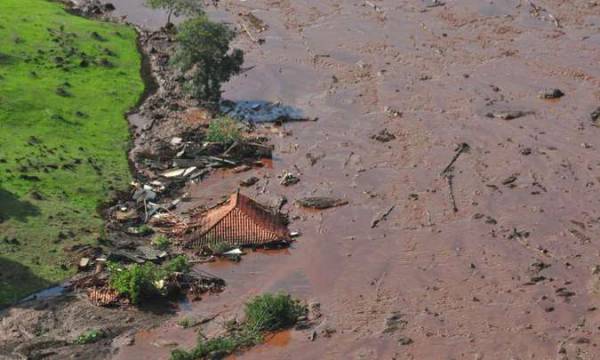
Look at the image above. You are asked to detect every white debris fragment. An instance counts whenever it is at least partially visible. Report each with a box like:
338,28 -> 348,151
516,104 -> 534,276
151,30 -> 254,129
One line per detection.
223,248 -> 243,256
170,137 -> 183,146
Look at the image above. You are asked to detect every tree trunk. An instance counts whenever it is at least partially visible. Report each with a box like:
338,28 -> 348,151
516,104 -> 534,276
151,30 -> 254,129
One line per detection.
167,9 -> 173,26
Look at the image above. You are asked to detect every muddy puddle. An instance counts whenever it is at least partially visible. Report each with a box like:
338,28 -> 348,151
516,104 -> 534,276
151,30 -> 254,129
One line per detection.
111,0 -> 600,359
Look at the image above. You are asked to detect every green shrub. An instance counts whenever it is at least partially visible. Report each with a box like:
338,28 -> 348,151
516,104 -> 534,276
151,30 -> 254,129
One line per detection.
137,225 -> 154,235
108,262 -> 162,304
75,329 -> 104,344
171,333 -> 254,360
152,235 -> 171,250
107,256 -> 191,304
177,317 -> 194,329
206,116 -> 242,145
170,293 -> 305,359
244,293 -> 306,333
164,255 -> 191,274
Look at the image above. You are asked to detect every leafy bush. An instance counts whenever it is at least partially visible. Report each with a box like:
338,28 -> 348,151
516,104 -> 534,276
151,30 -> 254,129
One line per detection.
244,293 -> 306,333
108,262 -> 162,304
170,293 -> 305,359
108,255 -> 191,304
171,333 -> 256,360
75,329 -> 104,344
206,116 -> 242,145
152,234 -> 170,250
164,255 -> 191,273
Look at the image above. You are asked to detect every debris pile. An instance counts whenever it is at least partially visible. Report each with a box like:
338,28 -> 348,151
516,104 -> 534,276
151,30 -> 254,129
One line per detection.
67,0 -> 115,17
69,266 -> 225,307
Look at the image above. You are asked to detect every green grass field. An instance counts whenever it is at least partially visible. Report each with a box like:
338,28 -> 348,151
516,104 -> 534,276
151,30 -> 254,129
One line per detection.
0,0 -> 143,306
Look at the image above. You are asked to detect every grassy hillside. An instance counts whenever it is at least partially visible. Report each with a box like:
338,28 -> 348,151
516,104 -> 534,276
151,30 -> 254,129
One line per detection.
0,0 -> 143,306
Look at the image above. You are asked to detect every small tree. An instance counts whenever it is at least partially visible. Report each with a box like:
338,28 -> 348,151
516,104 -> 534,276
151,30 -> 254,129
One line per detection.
173,16 -> 244,107
145,0 -> 204,27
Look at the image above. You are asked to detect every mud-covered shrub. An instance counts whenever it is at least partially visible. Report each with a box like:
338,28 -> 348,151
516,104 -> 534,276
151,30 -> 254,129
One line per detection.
163,255 -> 191,273
75,329 -> 104,344
108,256 -> 191,304
177,317 -> 194,329
206,116 -> 242,145
108,262 -> 162,304
170,293 -> 305,360
152,234 -> 171,250
244,293 -> 306,332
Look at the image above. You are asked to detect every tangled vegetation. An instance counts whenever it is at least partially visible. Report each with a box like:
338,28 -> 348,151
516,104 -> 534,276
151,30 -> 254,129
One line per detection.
0,0 -> 143,306
206,116 -> 243,145
108,256 -> 190,304
171,293 -> 306,360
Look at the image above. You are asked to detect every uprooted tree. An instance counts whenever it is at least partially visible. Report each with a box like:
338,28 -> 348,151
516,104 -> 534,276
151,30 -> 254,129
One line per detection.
145,0 -> 204,27
173,16 -> 244,108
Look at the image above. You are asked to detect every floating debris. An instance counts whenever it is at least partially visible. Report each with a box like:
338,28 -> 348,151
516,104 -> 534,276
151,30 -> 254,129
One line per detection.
280,171 -> 300,186
240,176 -> 259,187
591,107 -> 600,123
221,100 -> 314,124
486,110 -> 534,120
297,197 -> 349,210
371,205 -> 395,228
371,129 -> 396,143
539,88 -> 564,99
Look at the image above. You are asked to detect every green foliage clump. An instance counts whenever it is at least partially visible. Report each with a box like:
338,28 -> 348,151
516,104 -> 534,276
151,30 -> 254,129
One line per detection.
244,293 -> 306,333
108,255 -> 191,304
152,234 -> 171,250
177,317 -> 194,329
206,117 -> 242,145
163,255 -> 191,273
170,293 -> 305,360
171,332 -> 260,360
75,329 -> 104,344
108,262 -> 162,304
134,224 -> 154,235
173,16 -> 244,106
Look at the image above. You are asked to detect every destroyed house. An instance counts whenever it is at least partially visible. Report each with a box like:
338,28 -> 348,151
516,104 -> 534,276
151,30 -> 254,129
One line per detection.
183,191 -> 289,248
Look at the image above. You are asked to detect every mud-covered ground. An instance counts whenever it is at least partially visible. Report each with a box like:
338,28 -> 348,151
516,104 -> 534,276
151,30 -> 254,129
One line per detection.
112,1 -> 600,358
6,0 -> 600,359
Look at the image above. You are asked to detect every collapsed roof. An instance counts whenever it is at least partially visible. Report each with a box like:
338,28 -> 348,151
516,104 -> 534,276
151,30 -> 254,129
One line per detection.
183,191 -> 289,248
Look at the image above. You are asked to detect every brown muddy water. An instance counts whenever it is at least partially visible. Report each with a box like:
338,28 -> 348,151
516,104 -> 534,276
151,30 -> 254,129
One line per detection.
112,0 -> 600,359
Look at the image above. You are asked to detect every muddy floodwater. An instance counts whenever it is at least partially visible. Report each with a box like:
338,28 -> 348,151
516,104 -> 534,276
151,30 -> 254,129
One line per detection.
112,0 -> 600,359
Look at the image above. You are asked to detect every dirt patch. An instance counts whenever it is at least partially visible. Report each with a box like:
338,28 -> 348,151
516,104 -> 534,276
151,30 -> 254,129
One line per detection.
0,295 -> 163,360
